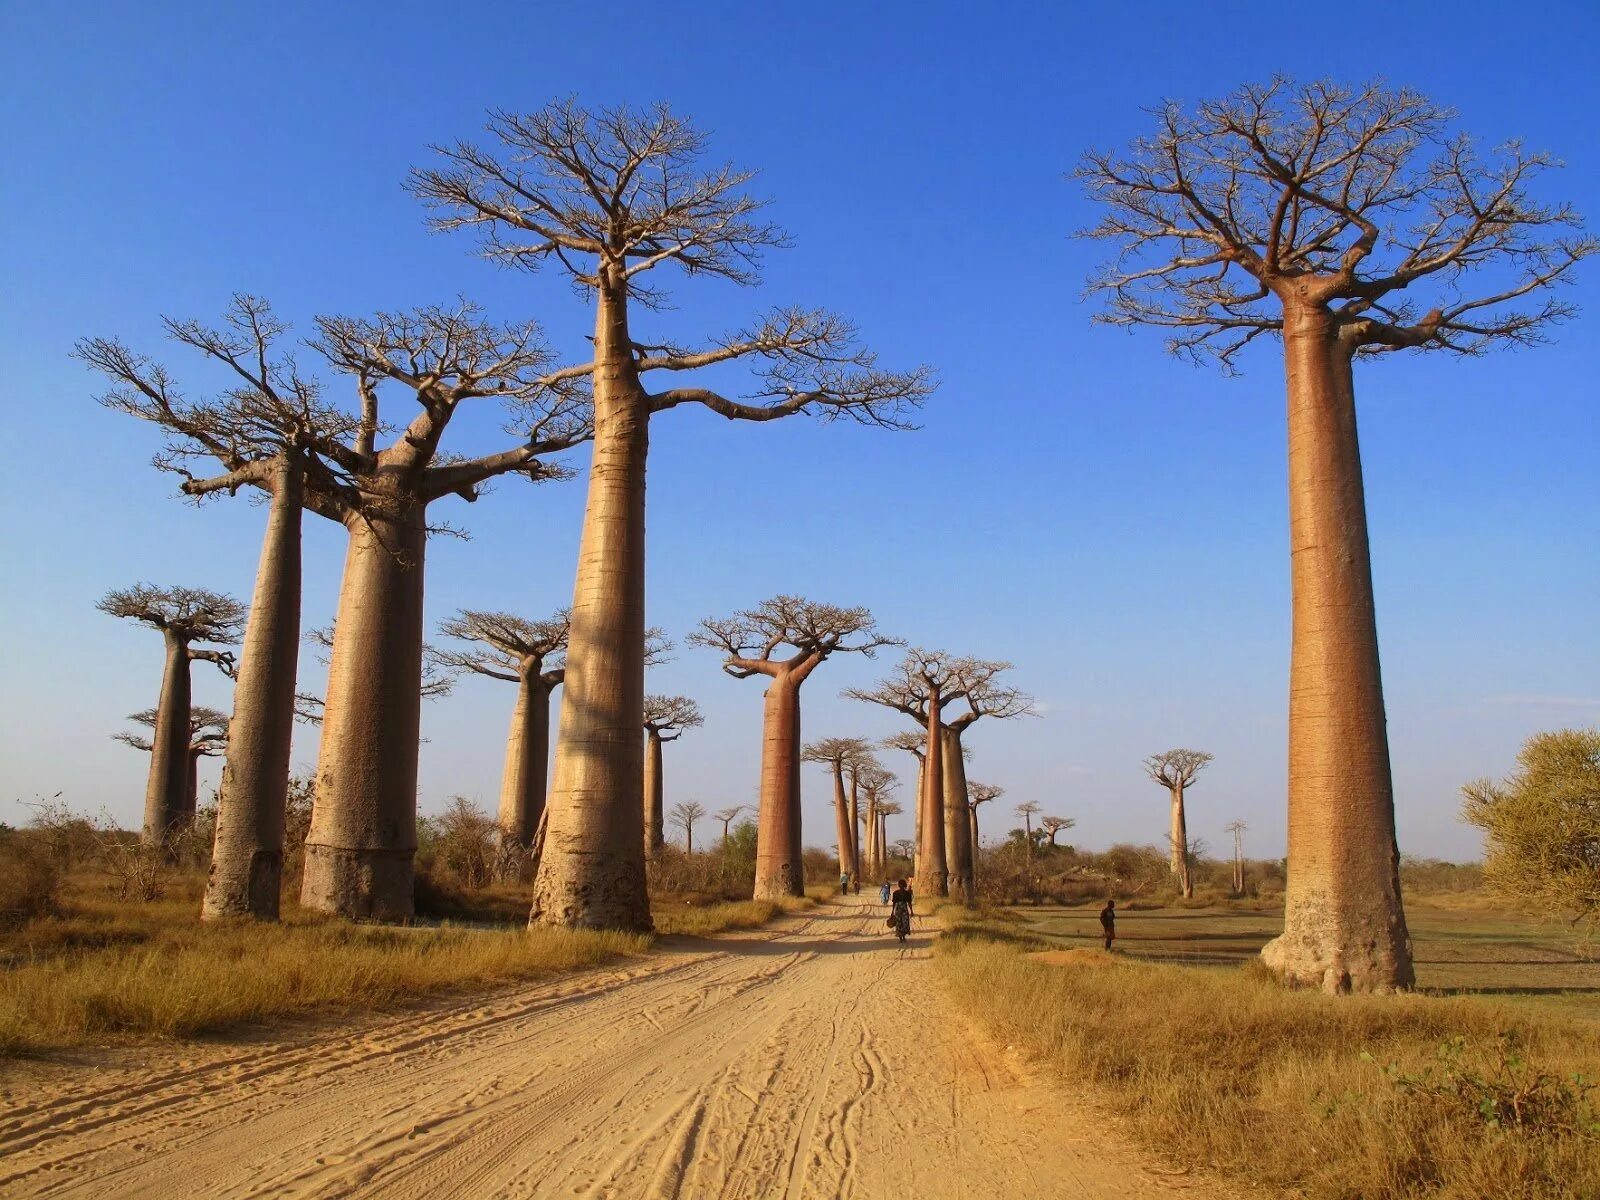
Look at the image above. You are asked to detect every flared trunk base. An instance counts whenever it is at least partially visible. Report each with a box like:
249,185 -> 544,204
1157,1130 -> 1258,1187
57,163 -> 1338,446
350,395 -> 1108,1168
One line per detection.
202,849 -> 283,922
753,868 -> 805,901
1260,899 -> 1413,994
300,844 -> 414,922
529,860 -> 652,933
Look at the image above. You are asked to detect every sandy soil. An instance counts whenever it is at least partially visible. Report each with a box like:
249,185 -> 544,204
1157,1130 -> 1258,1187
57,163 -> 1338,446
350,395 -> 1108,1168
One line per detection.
0,896 -> 1235,1199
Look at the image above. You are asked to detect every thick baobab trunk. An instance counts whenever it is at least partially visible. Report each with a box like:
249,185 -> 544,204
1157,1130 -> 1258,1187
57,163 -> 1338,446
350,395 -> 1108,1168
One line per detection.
753,675 -> 806,899
185,749 -> 202,819
532,281 -> 652,931
916,701 -> 948,897
831,762 -> 852,881
302,507 -> 426,921
205,466 -> 301,921
1168,784 -> 1193,899
1260,306 -> 1413,994
942,728 -> 974,904
643,730 -> 665,861
142,632 -> 193,847
878,813 -> 888,874
968,806 -> 980,876
848,772 -> 862,881
500,672 -> 551,853
863,796 -> 878,881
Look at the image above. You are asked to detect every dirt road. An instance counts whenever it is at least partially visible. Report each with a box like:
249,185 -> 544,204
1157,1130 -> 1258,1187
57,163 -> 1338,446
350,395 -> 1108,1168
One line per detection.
0,897 -> 1229,1199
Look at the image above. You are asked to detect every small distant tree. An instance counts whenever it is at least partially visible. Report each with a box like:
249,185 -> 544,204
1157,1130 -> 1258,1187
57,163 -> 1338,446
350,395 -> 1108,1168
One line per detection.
1225,819 -> 1250,894
856,763 -> 896,881
1081,78 -> 1593,991
1014,801 -> 1042,844
1040,815 -> 1076,847
115,706 -> 230,822
431,796 -> 499,889
693,597 -> 897,899
802,737 -> 875,886
1463,728 -> 1600,936
1143,749 -> 1213,898
670,801 -> 707,856
713,806 -> 746,851
431,609 -> 570,872
642,696 -> 704,860
98,585 -> 243,848
967,782 -> 1004,856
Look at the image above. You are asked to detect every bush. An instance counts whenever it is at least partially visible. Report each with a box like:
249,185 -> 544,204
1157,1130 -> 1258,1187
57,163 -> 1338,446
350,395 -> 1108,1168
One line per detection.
0,833 -> 62,928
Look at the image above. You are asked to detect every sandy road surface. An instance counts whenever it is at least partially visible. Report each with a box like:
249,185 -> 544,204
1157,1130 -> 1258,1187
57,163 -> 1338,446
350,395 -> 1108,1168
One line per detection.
0,897 -> 1232,1199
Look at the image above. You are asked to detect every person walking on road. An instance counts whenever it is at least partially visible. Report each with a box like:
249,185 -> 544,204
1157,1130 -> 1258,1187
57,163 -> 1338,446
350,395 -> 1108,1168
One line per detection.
1099,899 -> 1116,951
840,870 -> 850,894
879,880 -> 891,906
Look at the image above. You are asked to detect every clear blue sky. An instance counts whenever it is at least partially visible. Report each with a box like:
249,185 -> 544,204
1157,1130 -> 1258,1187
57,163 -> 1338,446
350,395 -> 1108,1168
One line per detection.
2,0 -> 1596,863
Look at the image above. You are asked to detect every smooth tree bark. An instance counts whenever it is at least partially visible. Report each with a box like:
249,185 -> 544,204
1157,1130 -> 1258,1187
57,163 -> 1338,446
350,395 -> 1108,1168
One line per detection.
297,307 -> 588,921
694,598 -> 898,899
1226,820 -> 1249,894
115,705 -> 230,817
642,695 -> 704,861
1143,749 -> 1213,899
413,102 -> 930,931
81,300 -> 369,918
855,765 -> 896,881
849,652 -> 1003,902
939,672 -> 1033,901
1080,79 -> 1592,991
873,799 -> 903,880
430,609 -> 570,876
802,737 -> 874,882
97,586 -> 242,847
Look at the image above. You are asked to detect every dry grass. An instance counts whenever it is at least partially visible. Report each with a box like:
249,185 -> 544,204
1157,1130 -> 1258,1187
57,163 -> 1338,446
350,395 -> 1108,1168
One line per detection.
652,893 -> 821,937
937,928 -> 1600,1200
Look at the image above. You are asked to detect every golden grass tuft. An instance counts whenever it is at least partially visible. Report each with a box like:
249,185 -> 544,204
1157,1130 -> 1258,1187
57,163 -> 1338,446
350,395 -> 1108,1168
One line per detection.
0,907 -> 644,1057
651,893 -> 818,937
937,934 -> 1600,1200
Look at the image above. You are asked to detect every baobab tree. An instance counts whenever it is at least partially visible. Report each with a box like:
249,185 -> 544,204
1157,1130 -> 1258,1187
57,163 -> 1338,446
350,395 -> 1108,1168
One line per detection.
713,806 -> 746,851
694,597 -> 897,899
967,781 -> 1004,858
802,737 -> 874,885
115,706 -> 230,820
80,299 -> 359,919
1225,819 -> 1249,894
1143,749 -> 1213,899
848,651 -> 995,901
1040,816 -> 1076,847
670,801 -> 706,856
413,102 -> 932,931
1015,801 -> 1042,862
874,799 -> 904,879
856,763 -> 896,881
845,749 -> 884,881
1081,79 -> 1593,990
430,609 -> 569,874
642,696 -> 704,861
301,305 -> 589,921
938,670 -> 1034,901
98,585 -> 242,847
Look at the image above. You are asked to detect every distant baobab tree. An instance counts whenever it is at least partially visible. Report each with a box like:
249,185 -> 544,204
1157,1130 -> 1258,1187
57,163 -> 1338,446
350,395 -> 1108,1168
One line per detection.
848,650 -> 996,902
1225,819 -> 1249,894
1040,816 -> 1076,847
873,798 -> 904,879
967,782 -> 1004,859
938,669 -> 1033,899
844,750 -> 883,881
413,101 -> 932,931
80,301 -> 356,919
1081,79 -> 1594,990
98,585 -> 242,848
670,800 -> 707,856
1143,749 -> 1213,899
802,737 -> 875,886
694,597 -> 898,899
115,706 -> 230,823
713,806 -> 746,850
430,609 -> 570,876
857,763 -> 896,881
890,838 -> 915,863
642,696 -> 704,861
1014,801 -> 1042,863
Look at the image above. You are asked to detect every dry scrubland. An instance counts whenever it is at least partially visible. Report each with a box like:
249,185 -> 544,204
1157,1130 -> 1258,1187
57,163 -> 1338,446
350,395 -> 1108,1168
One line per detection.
937,903 -> 1599,1200
0,865 -> 823,1057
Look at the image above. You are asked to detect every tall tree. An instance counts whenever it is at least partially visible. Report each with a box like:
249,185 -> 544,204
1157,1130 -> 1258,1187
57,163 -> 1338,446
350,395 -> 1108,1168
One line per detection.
967,781 -> 1004,874
1225,819 -> 1250,894
694,598 -> 897,899
1040,816 -> 1075,847
430,609 -> 570,874
874,799 -> 904,878
670,800 -> 707,856
642,696 -> 704,861
300,305 -> 588,920
802,737 -> 874,885
1143,749 -> 1214,899
1015,801 -> 1042,862
80,298 -> 358,919
115,706 -> 230,820
414,102 -> 931,931
847,651 -> 994,900
1081,78 -> 1592,992
938,670 -> 1033,901
713,806 -> 746,851
857,763 -> 896,881
98,585 -> 242,848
